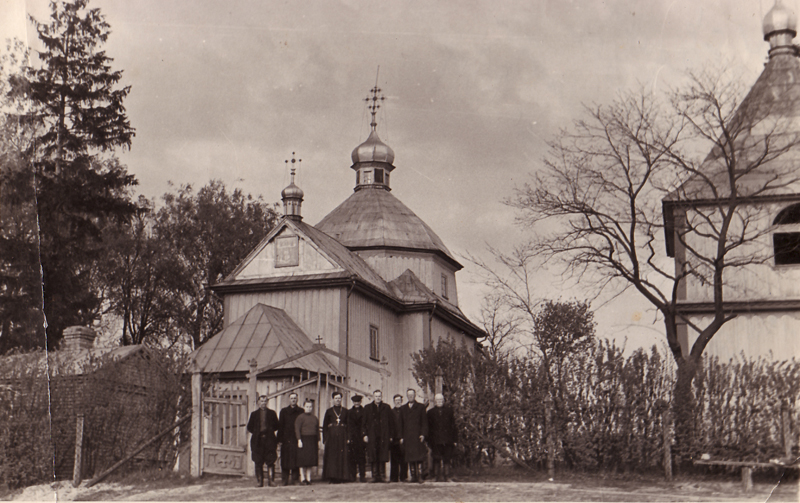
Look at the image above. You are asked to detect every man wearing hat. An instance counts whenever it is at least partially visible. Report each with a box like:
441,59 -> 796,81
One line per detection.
347,394 -> 367,482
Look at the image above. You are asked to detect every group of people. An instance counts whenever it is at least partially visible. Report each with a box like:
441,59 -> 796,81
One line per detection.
246,388 -> 458,487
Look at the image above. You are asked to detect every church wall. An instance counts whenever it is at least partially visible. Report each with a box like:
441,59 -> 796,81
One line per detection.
356,249 -> 459,306
678,201 -> 800,303
684,312 -> 800,362
223,288 -> 343,358
346,292 -> 401,395
430,316 -> 474,351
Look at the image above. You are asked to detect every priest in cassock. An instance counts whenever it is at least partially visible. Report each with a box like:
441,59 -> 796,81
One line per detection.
348,395 -> 367,482
322,391 -> 349,483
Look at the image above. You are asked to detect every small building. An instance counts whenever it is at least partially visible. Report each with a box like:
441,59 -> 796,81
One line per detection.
189,89 -> 485,477
0,327 -> 174,481
665,2 -> 800,362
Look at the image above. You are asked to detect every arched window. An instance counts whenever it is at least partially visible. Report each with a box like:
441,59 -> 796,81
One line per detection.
773,203 -> 800,264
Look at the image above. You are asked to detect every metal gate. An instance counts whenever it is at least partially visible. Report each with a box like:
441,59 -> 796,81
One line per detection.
202,388 -> 248,476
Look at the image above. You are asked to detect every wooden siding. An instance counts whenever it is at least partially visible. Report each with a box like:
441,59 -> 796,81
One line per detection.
224,289 -> 342,361
430,316 -> 473,350
356,249 -> 459,306
345,292 -> 399,395
236,227 -> 342,280
679,201 -> 800,303
685,313 -> 800,361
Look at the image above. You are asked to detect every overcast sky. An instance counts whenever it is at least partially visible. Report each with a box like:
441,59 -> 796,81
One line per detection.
0,0 -> 788,350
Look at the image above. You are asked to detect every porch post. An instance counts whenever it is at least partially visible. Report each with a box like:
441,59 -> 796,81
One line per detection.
191,370 -> 203,477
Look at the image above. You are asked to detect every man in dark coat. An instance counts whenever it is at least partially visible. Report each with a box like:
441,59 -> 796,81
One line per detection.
427,393 -> 458,482
389,394 -> 407,482
347,395 -> 367,482
322,391 -> 349,483
398,388 -> 428,483
247,395 -> 279,487
277,392 -> 303,485
363,389 -> 394,482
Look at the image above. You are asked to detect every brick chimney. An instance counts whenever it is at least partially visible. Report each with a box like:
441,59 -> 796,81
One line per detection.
62,326 -> 96,351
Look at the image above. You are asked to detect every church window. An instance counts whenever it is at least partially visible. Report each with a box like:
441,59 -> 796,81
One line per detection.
773,203 -> 800,265
374,168 -> 384,184
441,273 -> 448,299
362,169 -> 373,185
369,325 -> 379,361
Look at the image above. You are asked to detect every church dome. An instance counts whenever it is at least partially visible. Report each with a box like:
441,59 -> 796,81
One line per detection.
315,188 -> 460,268
281,181 -> 304,199
351,129 -> 395,165
764,0 -> 797,40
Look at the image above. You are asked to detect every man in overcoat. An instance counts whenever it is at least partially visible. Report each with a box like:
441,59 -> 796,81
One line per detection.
398,388 -> 428,483
277,392 -> 303,485
389,394 -> 407,482
363,389 -> 394,482
246,395 -> 279,487
347,395 -> 367,482
427,393 -> 458,482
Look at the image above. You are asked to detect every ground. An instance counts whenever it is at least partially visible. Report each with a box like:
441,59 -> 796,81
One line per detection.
5,470 -> 798,502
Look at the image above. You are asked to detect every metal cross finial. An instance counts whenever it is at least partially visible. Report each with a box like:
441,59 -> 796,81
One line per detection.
364,66 -> 384,131
315,335 -> 323,345
285,152 -> 301,181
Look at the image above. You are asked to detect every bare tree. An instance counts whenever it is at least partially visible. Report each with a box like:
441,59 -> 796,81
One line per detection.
510,68 -> 800,458
477,293 -> 520,358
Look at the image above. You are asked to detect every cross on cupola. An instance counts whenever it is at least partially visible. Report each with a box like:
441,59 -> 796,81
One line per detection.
350,71 -> 396,193
280,152 -> 304,220
365,84 -> 385,131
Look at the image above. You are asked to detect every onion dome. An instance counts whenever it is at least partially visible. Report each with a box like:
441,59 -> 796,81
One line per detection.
764,0 -> 797,39
281,180 -> 304,199
763,0 -> 798,58
351,129 -> 395,164
350,84 -> 396,191
281,153 -> 304,221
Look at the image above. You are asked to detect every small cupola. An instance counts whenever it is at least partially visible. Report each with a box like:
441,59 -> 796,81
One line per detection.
351,83 -> 395,192
281,153 -> 304,221
763,0 -> 798,59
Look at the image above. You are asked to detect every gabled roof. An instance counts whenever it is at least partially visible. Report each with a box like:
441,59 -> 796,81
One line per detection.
315,188 -> 462,270
389,269 -> 483,338
217,218 -> 395,298
0,345 -> 157,378
190,303 -> 341,375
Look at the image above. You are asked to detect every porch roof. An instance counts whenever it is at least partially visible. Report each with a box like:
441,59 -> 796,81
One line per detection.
190,303 -> 342,376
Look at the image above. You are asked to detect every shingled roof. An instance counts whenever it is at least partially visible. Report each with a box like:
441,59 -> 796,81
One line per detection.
191,303 -> 341,375
315,188 -> 461,269
663,38 -> 800,255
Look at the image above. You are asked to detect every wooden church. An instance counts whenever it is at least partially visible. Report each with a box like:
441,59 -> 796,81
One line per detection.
188,88 -> 484,477
665,1 -> 800,363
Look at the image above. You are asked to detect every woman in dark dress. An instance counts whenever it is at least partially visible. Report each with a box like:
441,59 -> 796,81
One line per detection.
294,400 -> 319,485
322,391 -> 349,483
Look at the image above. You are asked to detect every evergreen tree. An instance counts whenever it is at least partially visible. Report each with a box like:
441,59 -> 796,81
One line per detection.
4,0 -> 137,350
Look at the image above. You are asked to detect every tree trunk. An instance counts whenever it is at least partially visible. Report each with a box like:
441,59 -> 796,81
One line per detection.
672,355 -> 700,471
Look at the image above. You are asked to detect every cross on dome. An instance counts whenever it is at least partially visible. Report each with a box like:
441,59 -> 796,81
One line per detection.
281,152 -> 304,220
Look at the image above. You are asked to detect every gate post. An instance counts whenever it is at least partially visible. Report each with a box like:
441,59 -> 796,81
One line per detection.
247,359 -> 258,477
191,370 -> 203,477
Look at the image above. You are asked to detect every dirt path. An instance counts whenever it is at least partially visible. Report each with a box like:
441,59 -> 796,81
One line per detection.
10,476 -> 798,502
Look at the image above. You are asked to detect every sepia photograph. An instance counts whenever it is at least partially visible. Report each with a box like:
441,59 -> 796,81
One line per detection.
0,0 -> 798,500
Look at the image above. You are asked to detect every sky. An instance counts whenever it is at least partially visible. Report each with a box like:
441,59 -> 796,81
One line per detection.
0,0 -> 788,351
